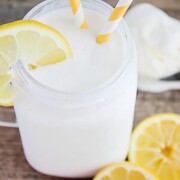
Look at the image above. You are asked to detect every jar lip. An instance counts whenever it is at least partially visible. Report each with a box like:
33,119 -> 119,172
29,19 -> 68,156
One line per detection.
19,0 -> 135,98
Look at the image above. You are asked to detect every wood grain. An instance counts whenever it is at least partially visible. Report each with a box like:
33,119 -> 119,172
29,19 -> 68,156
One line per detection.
0,0 -> 180,179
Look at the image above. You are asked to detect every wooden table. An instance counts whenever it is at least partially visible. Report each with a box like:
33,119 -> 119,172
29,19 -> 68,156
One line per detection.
0,0 -> 180,179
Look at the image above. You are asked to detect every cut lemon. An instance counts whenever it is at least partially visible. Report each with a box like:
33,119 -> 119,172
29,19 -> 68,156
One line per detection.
129,113 -> 180,180
0,20 -> 73,106
93,162 -> 158,180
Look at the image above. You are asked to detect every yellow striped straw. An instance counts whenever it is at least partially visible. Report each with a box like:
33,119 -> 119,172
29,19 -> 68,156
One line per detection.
69,0 -> 88,29
96,0 -> 133,44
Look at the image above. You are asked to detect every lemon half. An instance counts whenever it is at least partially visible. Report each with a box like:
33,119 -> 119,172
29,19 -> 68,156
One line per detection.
129,113 -> 180,180
94,162 -> 158,180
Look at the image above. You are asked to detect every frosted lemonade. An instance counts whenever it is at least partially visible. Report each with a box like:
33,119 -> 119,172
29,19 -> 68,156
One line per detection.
31,9 -> 127,91
0,0 -> 137,178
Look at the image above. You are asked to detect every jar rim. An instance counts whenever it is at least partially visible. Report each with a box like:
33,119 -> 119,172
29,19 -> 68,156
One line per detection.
16,0 -> 135,99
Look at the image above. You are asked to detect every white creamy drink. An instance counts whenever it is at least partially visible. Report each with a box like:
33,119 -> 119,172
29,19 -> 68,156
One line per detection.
31,9 -> 126,92
13,0 -> 137,178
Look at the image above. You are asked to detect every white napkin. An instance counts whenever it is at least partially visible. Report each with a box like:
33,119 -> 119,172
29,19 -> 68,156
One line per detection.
125,3 -> 180,92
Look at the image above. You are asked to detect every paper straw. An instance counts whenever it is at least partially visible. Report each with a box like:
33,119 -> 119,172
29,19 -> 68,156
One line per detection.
69,0 -> 88,29
96,0 -> 133,44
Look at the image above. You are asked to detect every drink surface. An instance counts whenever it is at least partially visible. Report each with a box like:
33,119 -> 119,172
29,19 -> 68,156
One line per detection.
30,8 -> 126,92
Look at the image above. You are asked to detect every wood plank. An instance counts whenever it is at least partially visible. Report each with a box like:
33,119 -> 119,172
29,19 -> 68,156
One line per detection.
135,90 -> 180,127
105,0 -> 180,10
0,0 -> 179,10
0,0 -> 179,24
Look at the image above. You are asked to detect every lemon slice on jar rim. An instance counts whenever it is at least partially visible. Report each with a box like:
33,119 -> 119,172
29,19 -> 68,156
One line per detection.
0,20 -> 73,106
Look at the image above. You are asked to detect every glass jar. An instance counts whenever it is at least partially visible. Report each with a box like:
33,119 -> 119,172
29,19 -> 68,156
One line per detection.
11,0 -> 137,178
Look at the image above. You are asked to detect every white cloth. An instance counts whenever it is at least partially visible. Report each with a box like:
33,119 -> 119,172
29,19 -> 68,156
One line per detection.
125,3 -> 180,79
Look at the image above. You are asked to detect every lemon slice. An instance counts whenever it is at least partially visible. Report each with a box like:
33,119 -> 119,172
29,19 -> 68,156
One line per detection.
94,162 -> 158,180
0,20 -> 73,106
129,113 -> 180,180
